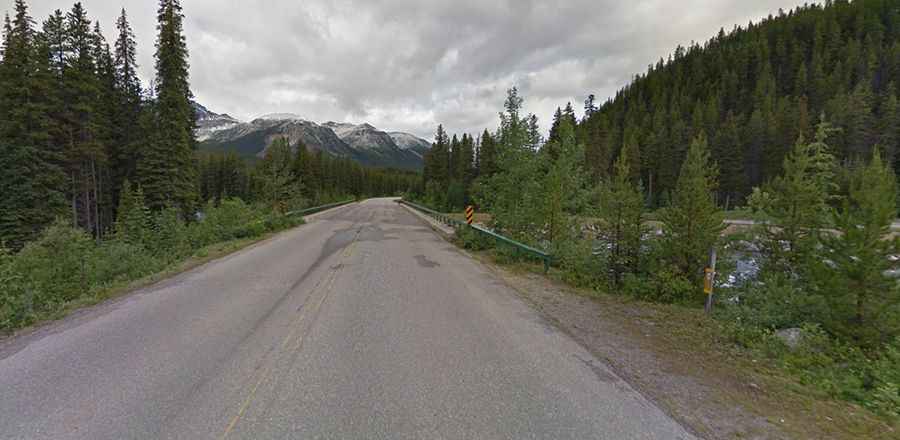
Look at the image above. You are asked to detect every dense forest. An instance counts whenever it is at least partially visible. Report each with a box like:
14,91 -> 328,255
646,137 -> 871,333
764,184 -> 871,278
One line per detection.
421,0 -> 900,211
0,0 -> 416,250
581,0 -> 900,207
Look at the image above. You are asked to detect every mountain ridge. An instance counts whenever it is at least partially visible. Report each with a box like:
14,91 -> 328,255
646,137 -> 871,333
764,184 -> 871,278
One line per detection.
194,103 -> 430,170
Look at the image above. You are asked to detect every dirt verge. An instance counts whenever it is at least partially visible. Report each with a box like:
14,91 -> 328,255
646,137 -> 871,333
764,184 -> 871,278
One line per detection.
475,258 -> 895,440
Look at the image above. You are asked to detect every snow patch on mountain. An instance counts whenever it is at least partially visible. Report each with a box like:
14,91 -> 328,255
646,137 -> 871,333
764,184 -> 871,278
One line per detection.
195,103 -> 431,170
254,113 -> 308,122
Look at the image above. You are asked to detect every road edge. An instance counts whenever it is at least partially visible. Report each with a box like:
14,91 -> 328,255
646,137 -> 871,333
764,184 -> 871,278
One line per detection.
0,201 -> 360,351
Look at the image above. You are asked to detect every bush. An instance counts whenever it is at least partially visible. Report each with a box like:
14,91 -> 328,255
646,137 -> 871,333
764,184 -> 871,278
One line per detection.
1,201 -> 305,334
457,226 -> 492,251
553,238 -> 604,289
90,241 -> 162,286
717,274 -> 829,331
189,199 -> 260,247
13,221 -> 93,305
0,247 -> 33,330
150,207 -> 189,260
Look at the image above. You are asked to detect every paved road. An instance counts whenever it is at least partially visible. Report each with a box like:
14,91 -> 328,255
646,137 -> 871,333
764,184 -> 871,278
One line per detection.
0,198 -> 694,439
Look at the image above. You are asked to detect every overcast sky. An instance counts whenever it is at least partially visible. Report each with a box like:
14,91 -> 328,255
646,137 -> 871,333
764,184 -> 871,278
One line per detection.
6,0 -> 805,140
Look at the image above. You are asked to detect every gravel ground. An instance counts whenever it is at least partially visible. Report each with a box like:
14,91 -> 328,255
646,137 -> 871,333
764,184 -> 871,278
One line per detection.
475,262 -> 896,440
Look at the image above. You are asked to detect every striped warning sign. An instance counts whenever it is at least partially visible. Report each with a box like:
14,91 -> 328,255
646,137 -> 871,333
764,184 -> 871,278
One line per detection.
465,206 -> 475,225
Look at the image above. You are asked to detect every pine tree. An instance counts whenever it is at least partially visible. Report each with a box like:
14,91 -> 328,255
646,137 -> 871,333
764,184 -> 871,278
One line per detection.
458,133 -> 475,186
713,112 -> 748,206
0,0 -> 66,248
138,0 -> 197,214
596,141 -> 645,287
547,106 -> 564,149
60,2 -> 105,238
660,133 -> 724,286
818,148 -> 900,348
541,117 -> 587,245
258,138 -> 300,213
111,8 -> 142,198
749,117 -> 837,275
476,129 -> 498,178
114,179 -> 150,246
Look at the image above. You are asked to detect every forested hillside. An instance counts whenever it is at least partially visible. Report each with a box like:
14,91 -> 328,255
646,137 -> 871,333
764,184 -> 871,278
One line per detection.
0,0 -> 416,250
579,0 -> 900,207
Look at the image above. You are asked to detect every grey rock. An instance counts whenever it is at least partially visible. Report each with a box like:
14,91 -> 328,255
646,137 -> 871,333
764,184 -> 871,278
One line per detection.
775,327 -> 804,350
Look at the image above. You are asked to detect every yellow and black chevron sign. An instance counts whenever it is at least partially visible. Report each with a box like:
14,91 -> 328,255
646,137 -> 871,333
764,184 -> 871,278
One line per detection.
465,206 -> 475,225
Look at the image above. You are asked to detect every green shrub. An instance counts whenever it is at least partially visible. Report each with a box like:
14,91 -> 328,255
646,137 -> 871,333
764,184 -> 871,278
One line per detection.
0,201 -> 305,334
90,241 -> 162,285
457,226 -> 492,251
150,207 -> 189,260
869,339 -> 900,418
0,247 -> 33,330
717,274 -> 828,330
553,238 -> 604,289
14,221 -> 93,305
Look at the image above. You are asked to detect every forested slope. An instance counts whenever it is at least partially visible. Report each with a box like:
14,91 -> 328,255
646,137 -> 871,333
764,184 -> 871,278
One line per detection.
578,0 -> 900,207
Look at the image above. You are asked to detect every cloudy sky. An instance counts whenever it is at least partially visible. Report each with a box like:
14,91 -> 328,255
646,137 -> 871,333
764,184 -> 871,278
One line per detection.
6,0 -> 804,139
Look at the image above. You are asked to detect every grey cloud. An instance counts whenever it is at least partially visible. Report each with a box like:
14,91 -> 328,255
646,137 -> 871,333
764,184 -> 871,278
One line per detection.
7,0 -> 802,139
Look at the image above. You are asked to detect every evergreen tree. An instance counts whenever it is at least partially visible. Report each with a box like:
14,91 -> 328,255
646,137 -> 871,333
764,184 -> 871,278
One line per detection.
138,0 -> 197,214
111,8 -> 142,196
61,2 -> 105,238
258,138 -> 300,213
0,0 -> 66,248
659,133 -> 724,286
541,117 -> 587,245
596,141 -> 645,287
749,118 -> 837,275
476,129 -> 498,178
114,179 -> 150,246
818,148 -> 900,348
713,111 -> 748,206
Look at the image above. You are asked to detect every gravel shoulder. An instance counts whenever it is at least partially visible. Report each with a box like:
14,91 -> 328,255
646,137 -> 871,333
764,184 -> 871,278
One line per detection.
470,257 -> 896,440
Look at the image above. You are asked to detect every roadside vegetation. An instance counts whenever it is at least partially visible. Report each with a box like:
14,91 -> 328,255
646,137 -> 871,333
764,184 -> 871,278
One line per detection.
0,193 -> 307,334
0,1 -> 417,334
412,85 -> 900,425
407,0 -> 900,424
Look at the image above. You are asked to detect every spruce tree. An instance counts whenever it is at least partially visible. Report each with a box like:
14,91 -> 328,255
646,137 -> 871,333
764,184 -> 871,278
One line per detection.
713,112 -> 748,207
0,0 -> 66,248
61,2 -> 105,238
749,117 -> 837,275
476,129 -> 497,178
596,141 -> 645,287
138,0 -> 197,214
818,148 -> 900,348
659,133 -> 724,286
541,118 -> 587,245
111,8 -> 142,197
114,179 -> 150,246
258,138 -> 299,213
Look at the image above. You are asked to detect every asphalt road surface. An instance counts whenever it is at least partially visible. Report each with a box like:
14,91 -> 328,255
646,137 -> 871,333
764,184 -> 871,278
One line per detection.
0,198 -> 695,439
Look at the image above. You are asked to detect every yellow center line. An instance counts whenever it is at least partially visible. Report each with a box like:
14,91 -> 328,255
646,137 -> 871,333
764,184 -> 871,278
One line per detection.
219,228 -> 361,439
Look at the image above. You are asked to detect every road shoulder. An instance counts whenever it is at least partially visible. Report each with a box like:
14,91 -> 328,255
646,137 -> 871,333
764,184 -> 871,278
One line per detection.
475,259 -> 894,440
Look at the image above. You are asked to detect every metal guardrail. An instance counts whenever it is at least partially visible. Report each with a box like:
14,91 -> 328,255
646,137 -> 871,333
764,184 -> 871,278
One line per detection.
399,199 -> 552,272
286,199 -> 356,217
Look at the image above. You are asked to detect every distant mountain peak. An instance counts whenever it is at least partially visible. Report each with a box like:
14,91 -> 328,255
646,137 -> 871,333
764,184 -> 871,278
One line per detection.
254,113 -> 308,122
197,103 -> 430,170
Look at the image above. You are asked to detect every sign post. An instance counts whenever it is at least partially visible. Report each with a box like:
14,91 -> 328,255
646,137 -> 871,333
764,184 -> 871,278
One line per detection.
704,247 -> 717,314
465,206 -> 475,225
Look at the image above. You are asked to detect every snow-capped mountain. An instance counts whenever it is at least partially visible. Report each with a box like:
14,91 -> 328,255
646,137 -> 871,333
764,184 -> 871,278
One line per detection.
194,102 -> 241,140
195,105 -> 431,170
388,132 -> 432,159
